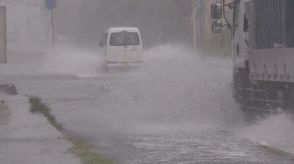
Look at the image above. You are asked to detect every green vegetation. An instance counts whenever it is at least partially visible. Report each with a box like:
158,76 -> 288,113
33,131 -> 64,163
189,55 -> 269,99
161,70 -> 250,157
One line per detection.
29,96 -> 63,131
70,140 -> 113,164
29,96 -> 114,164
260,144 -> 294,160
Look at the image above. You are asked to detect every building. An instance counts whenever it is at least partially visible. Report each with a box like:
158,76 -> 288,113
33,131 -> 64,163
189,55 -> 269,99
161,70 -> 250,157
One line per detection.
0,0 -> 52,63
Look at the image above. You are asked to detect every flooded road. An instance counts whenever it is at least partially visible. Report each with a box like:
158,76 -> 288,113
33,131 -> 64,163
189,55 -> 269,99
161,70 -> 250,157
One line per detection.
1,45 -> 294,163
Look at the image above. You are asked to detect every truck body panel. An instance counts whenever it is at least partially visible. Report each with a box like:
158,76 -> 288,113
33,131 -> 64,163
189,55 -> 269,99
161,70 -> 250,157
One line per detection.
249,48 -> 294,82
247,0 -> 294,83
212,0 -> 294,115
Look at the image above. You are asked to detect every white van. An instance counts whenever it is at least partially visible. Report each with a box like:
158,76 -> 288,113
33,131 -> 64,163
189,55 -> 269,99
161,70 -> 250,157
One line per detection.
100,27 -> 143,67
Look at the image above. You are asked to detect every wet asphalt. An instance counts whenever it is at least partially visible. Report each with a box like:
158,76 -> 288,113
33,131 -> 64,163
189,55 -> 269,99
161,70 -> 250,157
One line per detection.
1,46 -> 294,163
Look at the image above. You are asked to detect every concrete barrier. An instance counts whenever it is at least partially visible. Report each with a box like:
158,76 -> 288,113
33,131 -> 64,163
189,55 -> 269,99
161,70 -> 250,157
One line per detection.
0,83 -> 18,95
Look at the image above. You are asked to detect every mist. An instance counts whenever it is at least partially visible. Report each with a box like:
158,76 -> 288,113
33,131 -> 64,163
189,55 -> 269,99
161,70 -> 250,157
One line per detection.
54,0 -> 194,49
38,44 -> 240,135
2,1 -> 294,163
6,0 -> 198,53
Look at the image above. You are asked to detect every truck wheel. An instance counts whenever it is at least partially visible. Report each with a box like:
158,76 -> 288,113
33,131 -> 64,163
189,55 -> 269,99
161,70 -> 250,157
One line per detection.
233,68 -> 249,102
285,86 -> 294,112
233,68 -> 253,119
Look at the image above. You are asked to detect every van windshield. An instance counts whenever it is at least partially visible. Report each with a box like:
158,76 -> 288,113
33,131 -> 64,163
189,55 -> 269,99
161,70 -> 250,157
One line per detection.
110,32 -> 140,46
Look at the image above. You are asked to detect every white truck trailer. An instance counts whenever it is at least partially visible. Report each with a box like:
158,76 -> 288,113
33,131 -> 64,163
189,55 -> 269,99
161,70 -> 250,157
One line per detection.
211,0 -> 294,117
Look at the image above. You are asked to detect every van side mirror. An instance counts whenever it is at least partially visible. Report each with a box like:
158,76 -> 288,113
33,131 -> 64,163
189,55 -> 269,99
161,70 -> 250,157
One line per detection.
211,1 -> 223,19
211,20 -> 223,33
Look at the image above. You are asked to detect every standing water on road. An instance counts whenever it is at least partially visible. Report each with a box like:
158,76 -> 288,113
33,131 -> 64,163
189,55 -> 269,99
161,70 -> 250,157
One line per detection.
2,45 -> 294,163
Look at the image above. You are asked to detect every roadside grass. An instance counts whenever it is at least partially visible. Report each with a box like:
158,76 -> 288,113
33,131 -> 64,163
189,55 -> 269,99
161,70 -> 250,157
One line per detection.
70,139 -> 113,164
259,144 -> 294,161
29,96 -> 114,164
29,97 -> 63,131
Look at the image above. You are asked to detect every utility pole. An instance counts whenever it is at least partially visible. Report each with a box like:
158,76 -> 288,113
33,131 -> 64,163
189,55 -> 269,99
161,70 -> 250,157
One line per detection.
51,7 -> 55,48
193,4 -> 200,50
192,0 -> 201,51
45,0 -> 57,49
0,6 -> 6,63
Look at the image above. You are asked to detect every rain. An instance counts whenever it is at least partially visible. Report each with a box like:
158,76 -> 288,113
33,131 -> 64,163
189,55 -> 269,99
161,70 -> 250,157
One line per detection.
0,0 -> 294,164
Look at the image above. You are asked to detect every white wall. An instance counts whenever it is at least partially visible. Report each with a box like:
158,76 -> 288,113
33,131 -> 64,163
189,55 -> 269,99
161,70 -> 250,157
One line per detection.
0,0 -> 52,53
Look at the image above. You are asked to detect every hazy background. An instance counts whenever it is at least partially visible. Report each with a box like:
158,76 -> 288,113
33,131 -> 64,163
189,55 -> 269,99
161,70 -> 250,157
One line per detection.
4,0 -> 231,55
54,0 -> 195,49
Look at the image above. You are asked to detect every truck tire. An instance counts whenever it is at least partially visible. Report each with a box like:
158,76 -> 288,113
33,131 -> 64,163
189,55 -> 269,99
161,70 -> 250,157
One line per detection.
233,67 -> 255,120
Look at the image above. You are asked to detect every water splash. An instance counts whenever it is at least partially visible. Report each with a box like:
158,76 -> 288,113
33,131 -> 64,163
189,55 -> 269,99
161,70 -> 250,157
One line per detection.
236,112 -> 294,154
41,47 -> 102,78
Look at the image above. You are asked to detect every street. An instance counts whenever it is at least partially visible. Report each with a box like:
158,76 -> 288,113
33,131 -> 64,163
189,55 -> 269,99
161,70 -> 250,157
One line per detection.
1,45 -> 294,163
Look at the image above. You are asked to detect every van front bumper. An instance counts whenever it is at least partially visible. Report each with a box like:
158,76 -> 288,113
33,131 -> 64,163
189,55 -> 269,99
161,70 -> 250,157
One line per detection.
106,60 -> 143,67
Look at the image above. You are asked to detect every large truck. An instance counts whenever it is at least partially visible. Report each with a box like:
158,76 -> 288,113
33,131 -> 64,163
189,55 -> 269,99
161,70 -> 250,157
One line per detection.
211,0 -> 294,117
